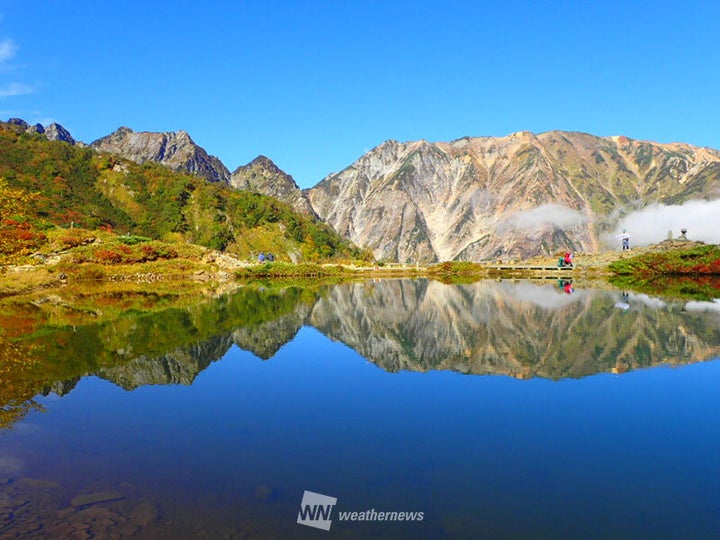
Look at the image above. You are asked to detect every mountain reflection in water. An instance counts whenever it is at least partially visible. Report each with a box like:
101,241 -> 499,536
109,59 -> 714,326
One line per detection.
2,278 -> 720,539
2,279 -> 720,428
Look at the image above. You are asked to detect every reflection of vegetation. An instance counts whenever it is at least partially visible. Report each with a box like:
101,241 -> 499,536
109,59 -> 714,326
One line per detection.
236,262 -> 351,278
0,307 -> 45,429
426,261 -> 486,284
609,275 -> 720,301
0,282 -> 324,429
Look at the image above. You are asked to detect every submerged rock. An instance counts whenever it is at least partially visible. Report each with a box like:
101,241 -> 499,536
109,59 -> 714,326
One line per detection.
71,490 -> 125,507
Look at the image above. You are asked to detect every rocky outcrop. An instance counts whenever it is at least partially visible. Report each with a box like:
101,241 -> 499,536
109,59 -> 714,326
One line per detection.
44,122 -> 76,145
91,126 -> 231,184
231,156 -> 316,215
6,118 -> 77,145
306,132 -> 720,262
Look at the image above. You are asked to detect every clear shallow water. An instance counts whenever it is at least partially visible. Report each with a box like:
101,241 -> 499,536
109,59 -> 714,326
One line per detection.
1,279 -> 720,539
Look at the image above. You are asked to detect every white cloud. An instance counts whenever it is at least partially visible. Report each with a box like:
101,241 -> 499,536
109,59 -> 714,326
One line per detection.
606,199 -> 720,247
685,299 -> 720,312
499,204 -> 588,232
628,293 -> 667,310
0,38 -> 17,63
0,82 -> 33,98
500,281 -> 586,309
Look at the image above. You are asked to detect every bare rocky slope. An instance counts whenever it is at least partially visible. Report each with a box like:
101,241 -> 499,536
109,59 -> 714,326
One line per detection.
91,126 -> 232,183
8,118 -> 78,145
306,131 -> 720,262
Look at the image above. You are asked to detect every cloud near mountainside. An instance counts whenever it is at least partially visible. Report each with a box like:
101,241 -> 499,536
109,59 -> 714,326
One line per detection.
498,204 -> 588,232
607,199 -> 720,246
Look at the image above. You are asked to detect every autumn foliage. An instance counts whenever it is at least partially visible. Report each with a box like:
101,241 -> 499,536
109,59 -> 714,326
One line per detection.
0,178 -> 46,260
0,123 -> 364,262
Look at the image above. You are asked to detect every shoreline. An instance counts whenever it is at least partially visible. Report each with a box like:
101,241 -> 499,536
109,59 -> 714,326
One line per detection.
2,240 -> 719,299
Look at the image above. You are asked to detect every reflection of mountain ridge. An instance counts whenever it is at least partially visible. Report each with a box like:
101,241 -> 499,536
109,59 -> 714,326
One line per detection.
231,302 -> 312,360
309,280 -> 720,379
69,280 -> 720,390
95,302 -> 314,389
96,334 -> 235,390
98,279 -> 720,389
4,279 -> 720,429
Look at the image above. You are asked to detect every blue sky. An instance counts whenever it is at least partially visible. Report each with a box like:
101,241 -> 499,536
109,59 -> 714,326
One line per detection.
1,0 -> 719,188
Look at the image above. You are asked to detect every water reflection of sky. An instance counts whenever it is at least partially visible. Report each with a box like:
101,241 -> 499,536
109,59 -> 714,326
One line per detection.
5,321 -> 720,539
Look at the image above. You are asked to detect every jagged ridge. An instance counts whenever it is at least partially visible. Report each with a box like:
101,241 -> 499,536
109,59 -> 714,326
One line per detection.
91,126 -> 231,184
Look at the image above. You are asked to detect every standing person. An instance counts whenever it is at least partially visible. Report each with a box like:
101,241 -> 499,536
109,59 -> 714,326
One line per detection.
616,229 -> 630,251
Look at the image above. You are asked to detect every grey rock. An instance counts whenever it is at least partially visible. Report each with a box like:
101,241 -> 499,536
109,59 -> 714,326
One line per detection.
44,122 -> 76,144
90,126 -> 231,184
5,118 -> 77,145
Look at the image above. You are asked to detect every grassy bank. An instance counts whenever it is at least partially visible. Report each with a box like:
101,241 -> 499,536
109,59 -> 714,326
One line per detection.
608,243 -> 720,300
608,244 -> 720,277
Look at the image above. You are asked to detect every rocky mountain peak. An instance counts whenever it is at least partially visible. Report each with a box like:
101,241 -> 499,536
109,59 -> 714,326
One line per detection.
90,126 -> 231,184
44,123 -> 76,144
246,155 -> 281,172
5,118 -> 77,145
231,155 -> 315,215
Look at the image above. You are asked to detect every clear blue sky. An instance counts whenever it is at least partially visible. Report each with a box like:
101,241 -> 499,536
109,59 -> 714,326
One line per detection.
1,0 -> 719,188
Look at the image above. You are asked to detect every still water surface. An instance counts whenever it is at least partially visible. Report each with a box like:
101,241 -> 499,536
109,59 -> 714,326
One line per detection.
1,279 -> 720,539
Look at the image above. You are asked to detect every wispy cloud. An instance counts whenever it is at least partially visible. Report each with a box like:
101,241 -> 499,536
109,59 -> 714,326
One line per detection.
0,36 -> 35,100
500,281 -> 586,309
0,82 -> 33,98
499,204 -> 588,232
0,38 -> 18,64
606,199 -> 720,246
685,299 -> 720,313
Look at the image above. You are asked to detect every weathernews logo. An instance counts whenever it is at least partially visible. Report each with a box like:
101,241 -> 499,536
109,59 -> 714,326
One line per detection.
297,490 -> 337,531
297,490 -> 424,532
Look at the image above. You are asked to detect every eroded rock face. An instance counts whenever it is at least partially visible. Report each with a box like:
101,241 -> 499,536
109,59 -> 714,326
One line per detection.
231,156 -> 316,215
307,132 -> 720,262
90,126 -> 231,184
7,118 -> 78,145
44,123 -> 76,145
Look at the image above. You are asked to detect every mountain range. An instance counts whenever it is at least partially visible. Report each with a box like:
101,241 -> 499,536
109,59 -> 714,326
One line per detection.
9,118 -> 720,261
0,119 -> 361,261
